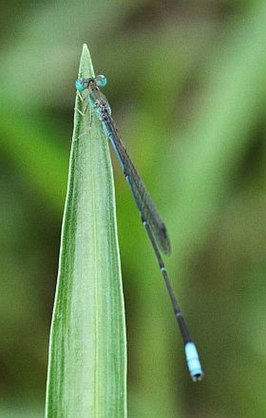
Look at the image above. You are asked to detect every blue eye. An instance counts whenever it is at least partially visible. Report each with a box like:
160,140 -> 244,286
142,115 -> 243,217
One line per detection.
95,75 -> 107,88
75,79 -> 85,92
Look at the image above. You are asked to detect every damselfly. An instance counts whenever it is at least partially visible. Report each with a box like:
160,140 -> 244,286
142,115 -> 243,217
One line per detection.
75,75 -> 203,381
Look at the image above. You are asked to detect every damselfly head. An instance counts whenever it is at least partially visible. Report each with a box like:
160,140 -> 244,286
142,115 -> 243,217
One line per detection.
76,75 -> 107,92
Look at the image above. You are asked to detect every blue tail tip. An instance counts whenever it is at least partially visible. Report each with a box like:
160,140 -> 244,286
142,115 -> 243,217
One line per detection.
185,342 -> 204,382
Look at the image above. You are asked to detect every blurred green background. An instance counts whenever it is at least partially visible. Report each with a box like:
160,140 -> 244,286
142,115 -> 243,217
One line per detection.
1,1 -> 266,417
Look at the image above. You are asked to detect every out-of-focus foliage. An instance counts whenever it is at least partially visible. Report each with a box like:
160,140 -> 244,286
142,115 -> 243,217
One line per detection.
0,1 -> 266,417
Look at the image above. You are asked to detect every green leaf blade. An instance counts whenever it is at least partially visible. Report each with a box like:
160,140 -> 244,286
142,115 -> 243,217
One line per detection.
45,44 -> 127,418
